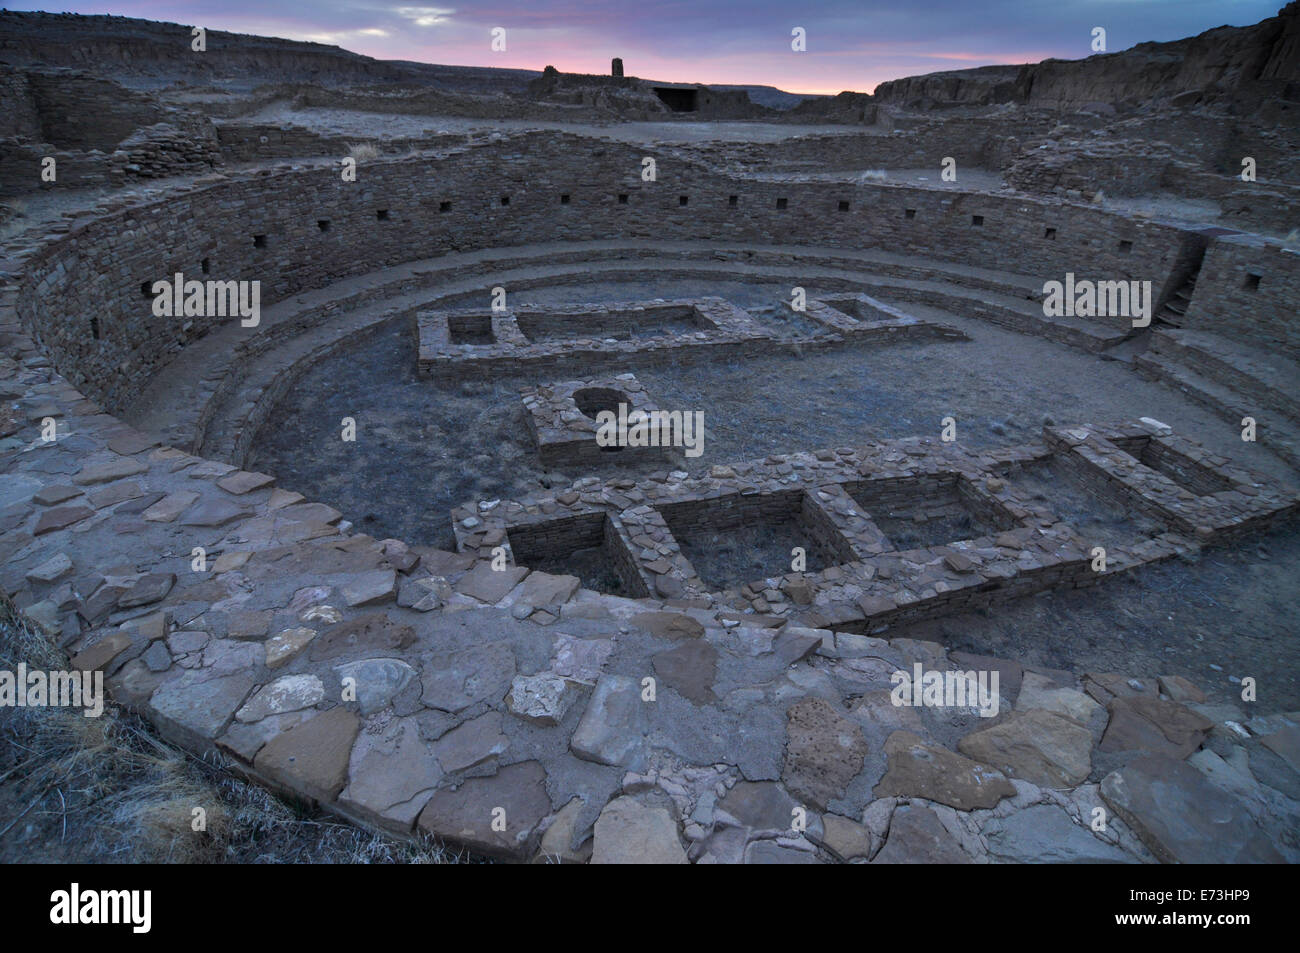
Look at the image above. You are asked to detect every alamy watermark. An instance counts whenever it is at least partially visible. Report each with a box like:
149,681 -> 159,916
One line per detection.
50,883 -> 150,932
151,271 -> 260,327
0,664 -> 103,717
891,663 -> 1000,717
1042,272 -> 1151,327
594,403 -> 705,458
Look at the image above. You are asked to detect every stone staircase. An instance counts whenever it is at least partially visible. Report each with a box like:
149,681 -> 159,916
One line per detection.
1154,273 -> 1197,327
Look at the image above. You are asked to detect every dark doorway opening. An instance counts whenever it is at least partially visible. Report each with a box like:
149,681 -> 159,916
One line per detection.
654,87 -> 698,112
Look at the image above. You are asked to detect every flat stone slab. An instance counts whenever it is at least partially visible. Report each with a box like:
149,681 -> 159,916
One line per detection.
216,470 -> 275,495
334,657 -> 418,715
717,781 -> 798,834
32,485 -> 83,506
142,490 -> 200,522
34,505 -> 93,534
550,633 -> 614,683
180,498 -> 251,527
744,841 -> 820,864
820,813 -> 875,861
1099,696 -> 1214,760
1016,671 -> 1101,725
456,564 -> 528,604
416,760 -> 551,860
311,613 -> 416,661
872,804 -> 972,864
506,672 -> 580,726
958,709 -> 1093,789
652,641 -> 718,705
432,711 -> 509,773
340,718 -> 443,830
1157,674 -> 1207,704
631,611 -> 704,641
1100,754 -> 1283,864
107,432 -> 158,456
236,674 -> 325,723
509,570 -> 579,607
266,627 -> 315,669
874,730 -> 1016,810
592,795 -> 688,865
149,669 -> 259,750
783,697 -> 869,810
254,707 -> 361,804
1260,724 -> 1300,774
421,642 -> 516,713
71,631 -> 133,672
983,804 -> 1130,863
74,457 -> 148,485
118,572 -> 175,608
340,570 -> 397,607
26,552 -> 72,583
571,674 -> 647,767
397,575 -> 450,611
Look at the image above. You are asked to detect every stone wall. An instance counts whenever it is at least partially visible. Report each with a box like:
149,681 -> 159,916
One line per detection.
690,114 -> 1059,173
1005,143 -> 1174,198
214,122 -> 469,162
1160,166 -> 1300,235
0,66 -> 220,195
8,68 -> 171,151
1182,235 -> 1300,357
14,131 -> 1205,413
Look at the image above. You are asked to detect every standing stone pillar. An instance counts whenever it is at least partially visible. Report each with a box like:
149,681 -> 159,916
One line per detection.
612,57 -> 624,77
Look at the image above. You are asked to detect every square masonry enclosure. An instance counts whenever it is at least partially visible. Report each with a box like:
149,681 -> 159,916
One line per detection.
657,489 -> 858,591
844,474 -> 1017,551
996,454 -> 1169,550
521,374 -> 679,469
820,294 -> 912,323
1110,435 -> 1235,496
506,512 -> 648,598
416,296 -> 773,377
446,312 -> 495,346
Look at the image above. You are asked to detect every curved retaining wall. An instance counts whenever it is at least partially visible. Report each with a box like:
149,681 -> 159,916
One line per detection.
15,130 -> 1203,415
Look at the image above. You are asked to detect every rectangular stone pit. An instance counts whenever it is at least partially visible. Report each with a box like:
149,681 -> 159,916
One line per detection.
506,511 -> 650,598
782,293 -> 968,344
994,453 -> 1171,552
1109,435 -> 1235,496
842,473 -> 1017,552
1047,422 -> 1298,541
416,296 -> 773,378
655,489 -> 859,591
415,308 -> 529,357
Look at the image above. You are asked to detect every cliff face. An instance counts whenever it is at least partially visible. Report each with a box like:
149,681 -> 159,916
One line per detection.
872,2 -> 1300,109
0,11 -> 426,88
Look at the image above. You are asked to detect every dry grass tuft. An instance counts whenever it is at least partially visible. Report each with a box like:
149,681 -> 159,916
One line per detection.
0,597 -> 472,863
346,141 -> 381,162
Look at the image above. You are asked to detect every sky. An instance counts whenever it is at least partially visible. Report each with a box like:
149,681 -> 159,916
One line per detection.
11,1 -> 1284,94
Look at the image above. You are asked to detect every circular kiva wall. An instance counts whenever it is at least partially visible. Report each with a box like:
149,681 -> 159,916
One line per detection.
13,130 -> 1200,416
